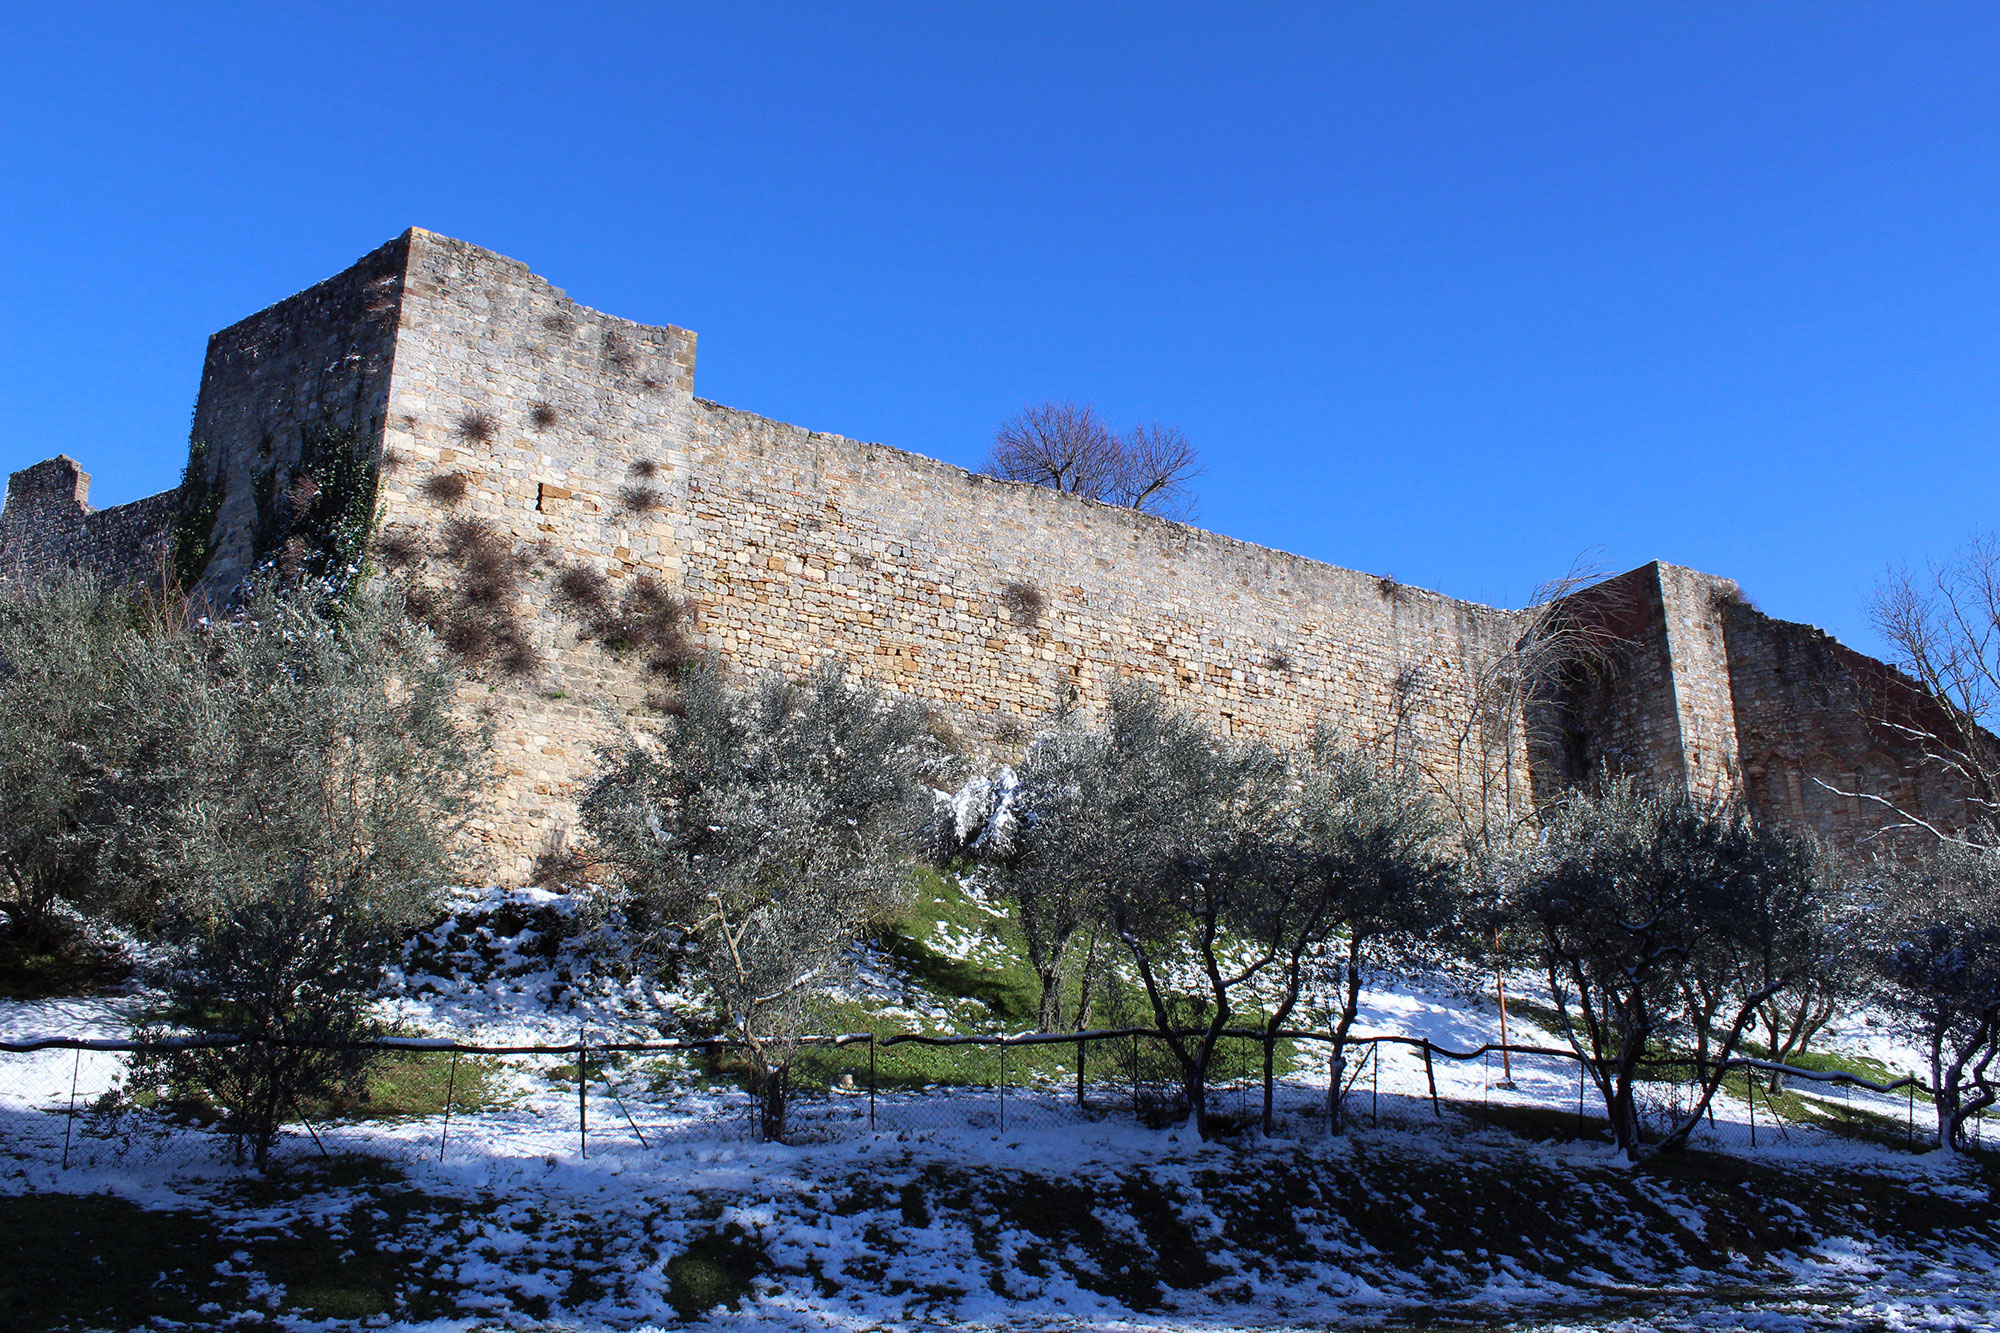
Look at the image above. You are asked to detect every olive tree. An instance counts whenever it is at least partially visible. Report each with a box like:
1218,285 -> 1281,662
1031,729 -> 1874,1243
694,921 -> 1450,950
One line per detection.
1270,739 -> 1456,1133
1869,841 -> 2000,1152
0,571 -> 142,953
942,716 -> 1121,1031
120,584 -> 484,1166
1515,781 -> 1826,1159
582,658 -> 942,1141
1081,687 -> 1288,1135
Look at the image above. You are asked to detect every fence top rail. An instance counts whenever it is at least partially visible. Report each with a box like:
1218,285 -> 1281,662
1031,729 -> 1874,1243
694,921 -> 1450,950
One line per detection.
0,1029 -> 1935,1096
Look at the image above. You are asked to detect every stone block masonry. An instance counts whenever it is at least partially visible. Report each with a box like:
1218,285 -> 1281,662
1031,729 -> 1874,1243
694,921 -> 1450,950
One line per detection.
0,229 -> 1969,877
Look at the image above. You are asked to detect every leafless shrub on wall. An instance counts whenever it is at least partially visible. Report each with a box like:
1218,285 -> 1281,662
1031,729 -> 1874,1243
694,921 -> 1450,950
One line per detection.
393,518 -> 538,679
603,330 -> 636,370
1264,646 -> 1295,674
628,459 -> 658,479
373,526 -> 424,570
1001,580 -> 1046,627
529,402 -> 559,430
553,564 -> 610,616
1711,585 -> 1757,614
457,411 -> 496,444
441,517 -> 528,611
985,401 -> 1201,520
554,562 -> 699,677
422,472 -> 470,507
543,311 -> 576,336
619,485 -> 664,515
378,447 -> 406,474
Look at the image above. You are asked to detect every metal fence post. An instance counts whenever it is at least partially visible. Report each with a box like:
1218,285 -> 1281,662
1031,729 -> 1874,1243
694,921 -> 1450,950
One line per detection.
1748,1079 -> 1756,1149
1482,1050 -> 1490,1129
1076,1035 -> 1086,1110
62,1046 -> 81,1170
578,1039 -> 588,1160
869,1035 -> 877,1131
1907,1080 -> 1914,1148
1577,1059 -> 1586,1139
1371,1043 -> 1379,1128
1131,1033 -> 1140,1120
439,1049 -> 459,1163
1327,1044 -> 1336,1135
999,1041 -> 1007,1133
1423,1043 -> 1440,1119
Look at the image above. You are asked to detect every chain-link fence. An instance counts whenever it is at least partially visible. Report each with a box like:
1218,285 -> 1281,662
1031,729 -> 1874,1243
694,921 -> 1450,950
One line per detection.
0,1028 -> 1966,1178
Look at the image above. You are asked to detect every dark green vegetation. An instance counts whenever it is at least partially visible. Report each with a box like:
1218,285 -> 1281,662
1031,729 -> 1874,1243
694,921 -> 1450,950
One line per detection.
0,934 -> 128,1002
6,1133 -> 1995,1330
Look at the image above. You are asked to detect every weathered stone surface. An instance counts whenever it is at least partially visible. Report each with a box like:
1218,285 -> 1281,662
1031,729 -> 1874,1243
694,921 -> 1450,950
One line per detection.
1,230 -> 1969,877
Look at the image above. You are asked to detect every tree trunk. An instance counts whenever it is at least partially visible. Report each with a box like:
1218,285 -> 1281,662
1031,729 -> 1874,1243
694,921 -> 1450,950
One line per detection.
756,1062 -> 789,1143
1036,967 -> 1065,1033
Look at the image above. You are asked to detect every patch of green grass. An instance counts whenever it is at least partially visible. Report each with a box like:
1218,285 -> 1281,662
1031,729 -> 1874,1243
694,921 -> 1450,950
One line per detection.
310,1050 -> 505,1122
666,1224 -> 768,1319
869,867 -> 1041,1027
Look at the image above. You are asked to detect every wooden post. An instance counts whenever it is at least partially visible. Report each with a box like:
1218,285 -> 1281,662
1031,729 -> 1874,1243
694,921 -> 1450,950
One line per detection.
1371,1044 -> 1379,1128
1423,1043 -> 1440,1119
1493,929 -> 1514,1085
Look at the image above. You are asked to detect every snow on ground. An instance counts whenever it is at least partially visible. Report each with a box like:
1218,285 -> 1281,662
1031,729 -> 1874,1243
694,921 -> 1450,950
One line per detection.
4,883 -> 1998,1331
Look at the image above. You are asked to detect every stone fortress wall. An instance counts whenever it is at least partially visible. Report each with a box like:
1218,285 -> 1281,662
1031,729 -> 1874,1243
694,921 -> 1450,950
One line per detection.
0,229 -> 1963,878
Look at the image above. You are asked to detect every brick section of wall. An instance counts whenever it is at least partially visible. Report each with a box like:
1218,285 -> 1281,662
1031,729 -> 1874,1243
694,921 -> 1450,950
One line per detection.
1545,565 -> 1687,791
1718,603 -> 1974,849
1654,563 -> 1747,799
0,455 -> 178,584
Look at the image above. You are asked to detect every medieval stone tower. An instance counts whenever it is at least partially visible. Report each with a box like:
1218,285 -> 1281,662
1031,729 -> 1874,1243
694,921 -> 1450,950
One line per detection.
0,229 -> 1960,878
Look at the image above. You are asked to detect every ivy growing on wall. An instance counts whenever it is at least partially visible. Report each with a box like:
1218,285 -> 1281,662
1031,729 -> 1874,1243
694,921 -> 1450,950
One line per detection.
246,425 -> 383,596
168,439 -> 226,588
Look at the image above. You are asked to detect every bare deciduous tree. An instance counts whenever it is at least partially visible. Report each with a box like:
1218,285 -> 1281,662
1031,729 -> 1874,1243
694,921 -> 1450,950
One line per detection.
1866,534 -> 2000,840
986,402 -> 1201,521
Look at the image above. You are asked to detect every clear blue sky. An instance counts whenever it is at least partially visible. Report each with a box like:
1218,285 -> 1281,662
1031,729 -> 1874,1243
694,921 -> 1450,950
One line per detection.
3,6 -> 1994,656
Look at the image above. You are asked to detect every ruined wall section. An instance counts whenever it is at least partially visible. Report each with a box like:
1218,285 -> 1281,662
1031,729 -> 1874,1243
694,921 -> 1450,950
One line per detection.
373,231 -> 1536,877
0,456 -> 178,584
1718,604 -> 1973,848
185,234 -> 409,592
1544,565 -> 1686,794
